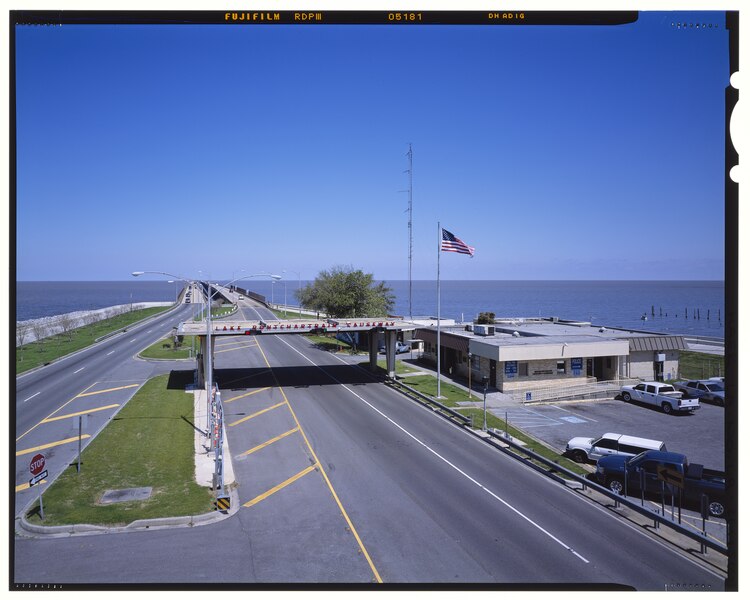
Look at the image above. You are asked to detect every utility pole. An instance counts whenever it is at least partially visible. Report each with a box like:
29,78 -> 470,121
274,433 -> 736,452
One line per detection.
407,144 -> 413,320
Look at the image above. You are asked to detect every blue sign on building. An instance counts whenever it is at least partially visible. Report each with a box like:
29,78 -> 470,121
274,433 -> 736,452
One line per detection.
571,357 -> 583,376
505,361 -> 518,378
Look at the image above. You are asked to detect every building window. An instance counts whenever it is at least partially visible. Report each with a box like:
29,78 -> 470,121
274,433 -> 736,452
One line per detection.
471,355 -> 480,370
557,360 -> 566,374
606,357 -> 612,369
519,362 -> 528,377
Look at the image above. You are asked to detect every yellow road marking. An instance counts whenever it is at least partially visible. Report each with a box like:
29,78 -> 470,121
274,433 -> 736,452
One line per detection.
76,383 -> 140,397
228,402 -> 286,427
16,381 -> 99,442
215,339 -> 258,348
240,427 -> 300,456
225,387 -> 272,403
16,435 -> 91,456
255,339 -> 383,583
243,464 -> 317,508
215,343 -> 259,354
16,481 -> 46,492
42,404 -> 120,423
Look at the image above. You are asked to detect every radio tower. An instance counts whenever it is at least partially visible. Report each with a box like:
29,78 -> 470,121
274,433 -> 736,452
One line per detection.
406,143 -> 413,320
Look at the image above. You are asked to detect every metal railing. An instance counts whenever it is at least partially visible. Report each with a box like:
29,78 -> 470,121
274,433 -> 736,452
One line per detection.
386,376 -> 728,556
513,378 -> 640,403
480,428 -> 728,555
386,378 -> 470,426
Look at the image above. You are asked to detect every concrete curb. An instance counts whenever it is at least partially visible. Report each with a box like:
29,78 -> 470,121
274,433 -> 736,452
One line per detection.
16,486 -> 240,538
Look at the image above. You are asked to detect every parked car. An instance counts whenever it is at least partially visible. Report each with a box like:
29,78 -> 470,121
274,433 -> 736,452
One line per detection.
595,450 -> 726,517
672,380 -> 724,406
620,382 -> 700,414
565,433 -> 666,464
380,341 -> 411,354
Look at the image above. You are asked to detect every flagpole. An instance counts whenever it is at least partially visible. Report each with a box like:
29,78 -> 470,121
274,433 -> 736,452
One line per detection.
437,221 -> 441,398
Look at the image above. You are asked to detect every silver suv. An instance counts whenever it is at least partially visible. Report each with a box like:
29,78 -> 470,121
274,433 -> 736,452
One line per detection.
565,433 -> 666,464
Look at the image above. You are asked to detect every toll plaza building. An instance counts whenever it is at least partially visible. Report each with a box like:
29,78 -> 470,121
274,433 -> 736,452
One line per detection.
413,317 -> 687,395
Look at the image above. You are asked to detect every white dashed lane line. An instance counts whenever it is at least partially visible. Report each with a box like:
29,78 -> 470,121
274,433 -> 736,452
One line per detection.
23,392 -> 40,403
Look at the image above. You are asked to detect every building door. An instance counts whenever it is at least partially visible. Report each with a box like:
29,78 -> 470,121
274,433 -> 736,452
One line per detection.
489,360 -> 497,388
653,360 -> 664,382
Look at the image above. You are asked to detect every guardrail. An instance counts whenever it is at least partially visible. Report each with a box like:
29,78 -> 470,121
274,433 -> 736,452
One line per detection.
386,378 -> 470,426
481,428 -> 728,556
386,376 -> 728,556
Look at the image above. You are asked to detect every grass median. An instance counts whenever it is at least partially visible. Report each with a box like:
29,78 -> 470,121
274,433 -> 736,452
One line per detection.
395,374 -> 588,476
16,306 -> 172,375
24,373 -> 213,527
139,335 -> 197,359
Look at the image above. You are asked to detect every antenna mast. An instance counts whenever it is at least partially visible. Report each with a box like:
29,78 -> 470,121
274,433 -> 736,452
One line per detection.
406,143 -> 413,319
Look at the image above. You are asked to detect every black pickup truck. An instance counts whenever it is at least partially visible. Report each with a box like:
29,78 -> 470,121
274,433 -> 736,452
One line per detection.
595,450 -> 726,517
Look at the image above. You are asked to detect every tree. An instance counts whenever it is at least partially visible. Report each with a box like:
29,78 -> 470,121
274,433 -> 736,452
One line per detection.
476,311 -> 496,324
31,321 -> 49,350
58,313 -> 77,340
296,265 -> 394,319
17,322 -> 31,362
16,321 -> 31,347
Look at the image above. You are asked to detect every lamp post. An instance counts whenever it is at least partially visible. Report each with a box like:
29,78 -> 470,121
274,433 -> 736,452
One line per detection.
203,271 -> 280,491
482,376 -> 489,431
167,280 -> 178,303
133,269 -> 280,493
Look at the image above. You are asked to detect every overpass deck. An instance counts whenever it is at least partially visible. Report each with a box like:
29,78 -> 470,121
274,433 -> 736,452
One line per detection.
179,317 -> 417,336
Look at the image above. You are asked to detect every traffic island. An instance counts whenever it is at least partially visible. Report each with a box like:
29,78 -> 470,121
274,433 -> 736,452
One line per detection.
18,373 -> 229,534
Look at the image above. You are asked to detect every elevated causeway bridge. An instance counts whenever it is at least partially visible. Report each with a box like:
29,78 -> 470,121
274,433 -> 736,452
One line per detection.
179,317 -> 418,383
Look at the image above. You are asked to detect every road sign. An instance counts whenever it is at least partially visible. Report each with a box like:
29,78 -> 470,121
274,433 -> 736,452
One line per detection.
29,470 -> 48,487
29,453 -> 46,477
657,465 -> 684,489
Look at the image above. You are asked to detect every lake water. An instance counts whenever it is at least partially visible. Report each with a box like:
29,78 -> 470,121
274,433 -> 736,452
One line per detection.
16,280 -> 725,339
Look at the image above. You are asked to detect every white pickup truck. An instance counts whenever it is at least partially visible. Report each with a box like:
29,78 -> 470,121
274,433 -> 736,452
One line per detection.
620,382 -> 700,414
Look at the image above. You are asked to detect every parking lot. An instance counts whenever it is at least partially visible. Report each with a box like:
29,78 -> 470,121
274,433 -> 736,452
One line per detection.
489,398 -> 725,471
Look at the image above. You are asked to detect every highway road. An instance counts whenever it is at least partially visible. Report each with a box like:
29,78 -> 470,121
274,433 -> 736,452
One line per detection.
13,298 -> 728,588
14,303 -> 198,515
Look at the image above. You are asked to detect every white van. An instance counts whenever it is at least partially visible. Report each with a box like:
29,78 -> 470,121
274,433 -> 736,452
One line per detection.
565,433 -> 666,464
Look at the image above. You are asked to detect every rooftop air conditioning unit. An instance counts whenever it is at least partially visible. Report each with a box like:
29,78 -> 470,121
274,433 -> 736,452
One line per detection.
473,325 -> 495,336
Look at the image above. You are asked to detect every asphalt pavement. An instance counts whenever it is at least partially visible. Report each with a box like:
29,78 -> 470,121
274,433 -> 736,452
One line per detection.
13,303 -> 730,588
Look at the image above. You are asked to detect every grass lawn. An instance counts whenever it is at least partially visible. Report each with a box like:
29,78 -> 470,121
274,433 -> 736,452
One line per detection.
24,374 -> 213,527
677,351 -> 725,380
393,375 -> 588,476
16,306 -> 172,375
456,408 -> 589,476
194,304 -> 236,321
270,308 -> 324,320
305,334 -> 362,353
139,336 -> 197,359
397,374 -> 475,407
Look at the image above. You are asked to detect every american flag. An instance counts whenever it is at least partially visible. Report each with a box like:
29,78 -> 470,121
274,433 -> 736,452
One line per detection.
441,228 -> 474,257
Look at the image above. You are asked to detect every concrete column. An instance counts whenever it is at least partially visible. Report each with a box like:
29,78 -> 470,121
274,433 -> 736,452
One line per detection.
385,330 -> 397,378
199,335 -> 215,387
369,332 -> 378,372
197,335 -> 206,386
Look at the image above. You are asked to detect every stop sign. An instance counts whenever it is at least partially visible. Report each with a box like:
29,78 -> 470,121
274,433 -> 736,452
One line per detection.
29,453 -> 46,477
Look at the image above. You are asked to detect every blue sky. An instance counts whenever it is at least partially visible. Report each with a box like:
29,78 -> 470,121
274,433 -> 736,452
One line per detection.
14,11 -> 730,281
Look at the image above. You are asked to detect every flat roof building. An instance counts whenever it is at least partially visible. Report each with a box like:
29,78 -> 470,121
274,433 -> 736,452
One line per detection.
412,317 -> 687,396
